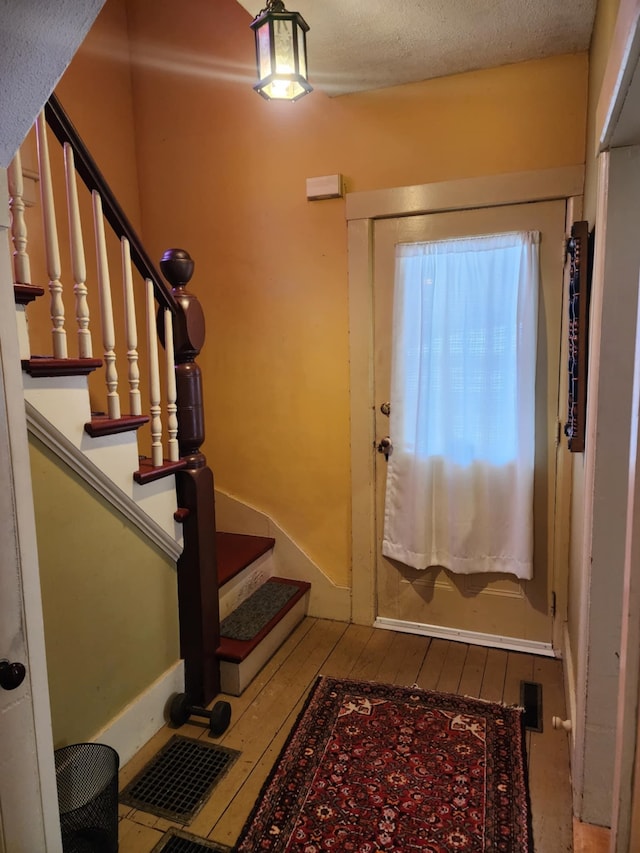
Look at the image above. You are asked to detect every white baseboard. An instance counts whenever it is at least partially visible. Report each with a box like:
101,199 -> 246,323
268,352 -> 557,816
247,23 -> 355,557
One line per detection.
91,660 -> 184,768
374,616 -> 557,657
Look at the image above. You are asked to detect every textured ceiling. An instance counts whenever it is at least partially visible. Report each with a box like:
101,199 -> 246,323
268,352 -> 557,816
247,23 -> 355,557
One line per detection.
0,0 -> 106,166
237,0 -> 597,96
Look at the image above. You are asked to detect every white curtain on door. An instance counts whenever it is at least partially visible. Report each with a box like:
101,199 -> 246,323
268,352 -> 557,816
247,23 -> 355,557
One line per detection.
382,231 -> 540,579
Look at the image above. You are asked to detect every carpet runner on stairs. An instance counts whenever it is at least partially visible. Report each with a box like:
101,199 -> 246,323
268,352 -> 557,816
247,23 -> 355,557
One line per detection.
220,578 -> 300,641
215,532 -> 310,696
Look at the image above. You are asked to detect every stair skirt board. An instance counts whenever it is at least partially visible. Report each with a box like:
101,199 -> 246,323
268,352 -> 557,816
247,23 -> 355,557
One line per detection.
218,580 -> 310,696
26,401 -> 183,559
214,489 -> 352,623
218,550 -> 274,622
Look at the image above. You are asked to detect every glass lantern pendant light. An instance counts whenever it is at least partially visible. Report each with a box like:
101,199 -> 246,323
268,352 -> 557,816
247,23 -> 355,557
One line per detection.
250,0 -> 312,101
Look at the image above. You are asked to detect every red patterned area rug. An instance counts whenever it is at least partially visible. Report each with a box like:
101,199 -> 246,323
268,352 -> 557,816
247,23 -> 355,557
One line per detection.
234,676 -> 531,853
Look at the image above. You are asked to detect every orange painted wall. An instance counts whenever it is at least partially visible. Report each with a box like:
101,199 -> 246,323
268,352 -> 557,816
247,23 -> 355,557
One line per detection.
58,0 -> 588,587
25,0 -> 145,418
55,0 -> 141,226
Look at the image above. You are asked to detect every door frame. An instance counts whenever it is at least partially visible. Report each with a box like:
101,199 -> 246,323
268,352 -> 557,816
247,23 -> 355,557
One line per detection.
596,0 -> 640,842
347,165 -> 584,656
0,168 -> 62,851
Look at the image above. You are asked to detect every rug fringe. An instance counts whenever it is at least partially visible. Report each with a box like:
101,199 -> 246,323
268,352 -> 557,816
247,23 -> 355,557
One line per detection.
406,681 -> 525,713
463,694 -> 526,712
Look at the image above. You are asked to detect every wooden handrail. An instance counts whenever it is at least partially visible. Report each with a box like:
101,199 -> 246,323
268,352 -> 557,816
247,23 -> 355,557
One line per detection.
44,94 -> 178,315
17,100 -> 220,704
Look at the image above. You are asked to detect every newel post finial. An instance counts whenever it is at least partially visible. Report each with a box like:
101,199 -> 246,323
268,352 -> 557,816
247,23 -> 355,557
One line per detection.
160,248 -> 206,467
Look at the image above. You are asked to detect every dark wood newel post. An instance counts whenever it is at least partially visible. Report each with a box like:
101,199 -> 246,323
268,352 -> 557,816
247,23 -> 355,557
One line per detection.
160,248 -> 220,705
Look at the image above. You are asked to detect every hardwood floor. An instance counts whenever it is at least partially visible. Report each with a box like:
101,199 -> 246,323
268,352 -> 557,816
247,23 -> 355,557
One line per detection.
117,618 -> 574,851
573,818 -> 611,852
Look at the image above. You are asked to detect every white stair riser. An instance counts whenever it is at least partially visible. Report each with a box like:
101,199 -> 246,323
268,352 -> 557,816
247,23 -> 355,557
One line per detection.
219,550 -> 274,621
16,305 -> 31,361
219,592 -> 308,696
24,375 -> 93,446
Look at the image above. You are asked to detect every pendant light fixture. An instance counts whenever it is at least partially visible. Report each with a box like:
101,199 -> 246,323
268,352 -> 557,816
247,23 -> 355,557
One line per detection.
250,0 -> 312,102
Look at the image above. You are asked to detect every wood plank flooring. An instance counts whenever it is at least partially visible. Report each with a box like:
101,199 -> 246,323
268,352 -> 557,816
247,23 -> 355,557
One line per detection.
117,618 -> 574,852
573,819 -> 611,852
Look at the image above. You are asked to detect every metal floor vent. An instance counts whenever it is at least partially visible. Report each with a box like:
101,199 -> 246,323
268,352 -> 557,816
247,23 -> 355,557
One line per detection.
520,680 -> 544,732
120,735 -> 239,824
151,827 -> 233,852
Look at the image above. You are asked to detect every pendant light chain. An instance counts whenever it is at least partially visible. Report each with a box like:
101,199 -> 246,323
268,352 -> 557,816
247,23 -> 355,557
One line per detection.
261,0 -> 286,12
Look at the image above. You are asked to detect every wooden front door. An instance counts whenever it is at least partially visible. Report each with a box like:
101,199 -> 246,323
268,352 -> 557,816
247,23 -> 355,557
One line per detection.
373,199 -> 566,648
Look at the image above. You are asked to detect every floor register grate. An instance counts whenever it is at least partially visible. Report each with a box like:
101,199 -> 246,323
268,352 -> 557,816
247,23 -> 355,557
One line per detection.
151,827 -> 233,852
520,680 -> 544,732
120,735 -> 240,824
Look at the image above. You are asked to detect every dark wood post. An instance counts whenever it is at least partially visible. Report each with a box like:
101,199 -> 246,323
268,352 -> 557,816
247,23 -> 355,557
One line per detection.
160,248 -> 220,705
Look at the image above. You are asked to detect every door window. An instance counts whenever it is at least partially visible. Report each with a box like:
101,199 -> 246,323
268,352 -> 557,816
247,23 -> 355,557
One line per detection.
383,231 -> 540,579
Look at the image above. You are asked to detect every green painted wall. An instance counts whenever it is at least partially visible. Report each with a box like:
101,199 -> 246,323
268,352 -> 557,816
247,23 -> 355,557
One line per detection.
29,436 -> 180,746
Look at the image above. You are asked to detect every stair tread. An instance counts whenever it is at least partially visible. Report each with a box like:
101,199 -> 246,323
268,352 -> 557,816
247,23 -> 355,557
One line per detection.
85,414 -> 150,437
217,577 -> 310,663
134,457 -> 188,484
14,283 -> 45,305
22,356 -> 103,377
216,531 -> 275,587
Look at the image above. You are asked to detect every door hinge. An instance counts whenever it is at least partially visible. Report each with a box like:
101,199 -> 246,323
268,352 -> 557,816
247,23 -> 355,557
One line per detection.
551,591 -> 557,617
556,420 -> 562,446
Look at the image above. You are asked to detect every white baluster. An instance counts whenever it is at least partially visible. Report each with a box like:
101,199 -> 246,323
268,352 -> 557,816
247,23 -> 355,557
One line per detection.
92,191 -> 120,419
146,280 -> 163,467
35,111 -> 67,358
121,238 -> 141,415
63,143 -> 92,358
164,308 -> 179,462
7,149 -> 32,285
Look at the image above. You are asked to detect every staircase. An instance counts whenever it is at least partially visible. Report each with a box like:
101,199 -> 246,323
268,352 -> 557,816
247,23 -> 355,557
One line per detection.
9,95 -> 310,711
215,532 -> 310,695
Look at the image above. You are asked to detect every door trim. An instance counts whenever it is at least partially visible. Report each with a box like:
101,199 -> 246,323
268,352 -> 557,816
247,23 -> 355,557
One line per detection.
346,166 -> 584,222
347,166 -> 585,636
0,168 -> 62,850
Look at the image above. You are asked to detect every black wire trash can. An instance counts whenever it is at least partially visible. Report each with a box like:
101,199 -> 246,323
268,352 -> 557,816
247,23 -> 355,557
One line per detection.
55,743 -> 119,853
